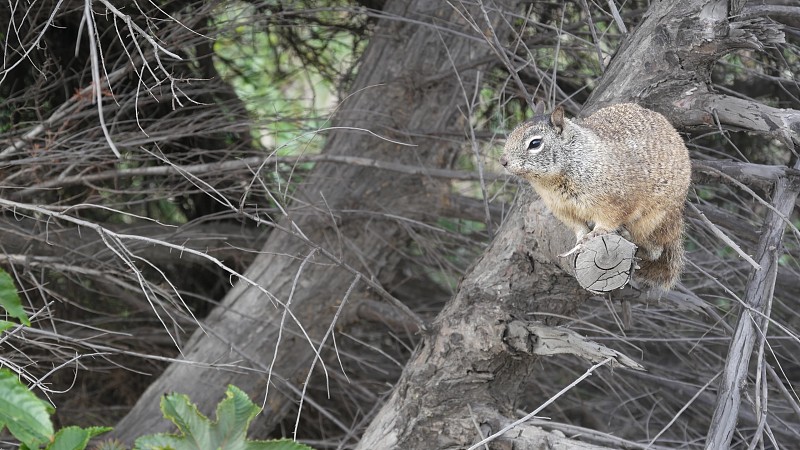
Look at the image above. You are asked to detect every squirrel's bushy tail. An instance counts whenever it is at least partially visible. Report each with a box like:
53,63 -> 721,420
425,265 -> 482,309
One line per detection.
635,229 -> 685,290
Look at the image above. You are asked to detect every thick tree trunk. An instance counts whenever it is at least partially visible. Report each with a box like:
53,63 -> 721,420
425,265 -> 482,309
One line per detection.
112,0 -> 521,442
356,1 -> 790,448
355,195 -> 597,449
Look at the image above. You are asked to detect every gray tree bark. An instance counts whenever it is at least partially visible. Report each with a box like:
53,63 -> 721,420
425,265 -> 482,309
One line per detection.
356,0 -> 793,448
111,0 -> 522,443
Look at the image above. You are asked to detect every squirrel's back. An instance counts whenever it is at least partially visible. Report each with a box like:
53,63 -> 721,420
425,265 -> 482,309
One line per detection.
580,104 -> 690,192
500,103 -> 691,289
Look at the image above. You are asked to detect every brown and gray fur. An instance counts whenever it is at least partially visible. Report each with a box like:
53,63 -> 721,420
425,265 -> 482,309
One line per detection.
500,103 -> 691,289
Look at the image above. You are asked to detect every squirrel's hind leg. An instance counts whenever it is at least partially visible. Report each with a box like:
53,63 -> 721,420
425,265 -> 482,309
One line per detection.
638,243 -> 664,261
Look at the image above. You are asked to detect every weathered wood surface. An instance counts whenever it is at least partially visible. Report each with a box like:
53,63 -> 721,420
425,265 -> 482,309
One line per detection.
112,0 -> 522,442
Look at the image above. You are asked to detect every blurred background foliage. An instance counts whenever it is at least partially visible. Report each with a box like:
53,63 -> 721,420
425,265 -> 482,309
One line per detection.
212,1 -> 366,151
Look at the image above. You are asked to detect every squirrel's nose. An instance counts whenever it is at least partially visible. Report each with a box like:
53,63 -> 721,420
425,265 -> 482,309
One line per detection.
499,156 -> 508,167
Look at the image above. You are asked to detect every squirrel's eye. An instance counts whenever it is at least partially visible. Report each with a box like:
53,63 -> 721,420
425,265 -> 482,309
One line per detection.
527,136 -> 543,151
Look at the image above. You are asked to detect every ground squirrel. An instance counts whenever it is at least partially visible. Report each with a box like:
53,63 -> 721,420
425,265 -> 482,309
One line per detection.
500,103 -> 691,289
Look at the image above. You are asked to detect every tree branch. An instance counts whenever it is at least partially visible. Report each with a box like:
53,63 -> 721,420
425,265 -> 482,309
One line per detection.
705,160 -> 800,449
10,154 -> 511,200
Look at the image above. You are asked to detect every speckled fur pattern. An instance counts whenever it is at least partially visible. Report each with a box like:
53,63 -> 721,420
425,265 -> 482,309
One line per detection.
500,103 -> 691,289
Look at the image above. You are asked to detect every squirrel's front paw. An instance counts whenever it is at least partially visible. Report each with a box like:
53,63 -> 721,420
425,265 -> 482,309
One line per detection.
577,227 -> 614,245
560,227 -> 615,258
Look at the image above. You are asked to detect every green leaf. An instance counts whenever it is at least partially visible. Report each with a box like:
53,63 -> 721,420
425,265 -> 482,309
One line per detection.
132,433 -> 183,449
254,439 -> 314,450
0,269 -> 29,326
92,439 -> 129,450
0,319 -> 17,333
134,385 -> 313,450
0,369 -> 54,447
47,426 -> 112,450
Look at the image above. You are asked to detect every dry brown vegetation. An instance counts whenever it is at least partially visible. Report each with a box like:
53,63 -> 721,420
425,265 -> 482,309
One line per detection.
1,1 -> 799,448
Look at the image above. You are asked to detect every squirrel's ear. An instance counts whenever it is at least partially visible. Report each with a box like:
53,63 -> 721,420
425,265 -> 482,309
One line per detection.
533,102 -> 545,116
551,106 -> 565,134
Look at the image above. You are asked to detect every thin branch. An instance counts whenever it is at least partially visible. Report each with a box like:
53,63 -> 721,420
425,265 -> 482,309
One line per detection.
0,0 -> 66,85
706,163 -> 800,449
580,0 -> 606,72
467,358 -> 613,450
96,0 -> 183,60
84,0 -> 121,158
293,273 -> 360,439
12,153 -> 511,199
687,202 -> 760,270
0,197 -> 332,374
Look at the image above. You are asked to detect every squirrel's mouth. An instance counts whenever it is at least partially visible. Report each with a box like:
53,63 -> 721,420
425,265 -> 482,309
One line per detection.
504,166 -> 525,176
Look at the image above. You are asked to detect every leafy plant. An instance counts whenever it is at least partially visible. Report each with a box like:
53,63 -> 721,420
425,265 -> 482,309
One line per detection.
0,269 -> 309,450
92,440 -> 128,450
133,385 -> 313,450
0,268 -> 29,326
33,426 -> 113,450
0,268 -> 112,449
0,368 -> 53,448
0,364 -> 111,450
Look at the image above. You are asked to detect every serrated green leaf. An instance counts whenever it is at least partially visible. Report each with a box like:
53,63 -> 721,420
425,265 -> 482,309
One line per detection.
0,369 -> 54,447
255,439 -> 315,450
133,385 -> 315,450
157,392 -> 210,445
0,270 -> 29,326
47,425 -> 112,450
92,438 -> 129,450
132,432 -> 182,449
214,385 -> 261,445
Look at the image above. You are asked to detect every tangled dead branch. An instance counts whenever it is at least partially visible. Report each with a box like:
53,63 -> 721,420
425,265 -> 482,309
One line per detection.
0,1 -> 798,449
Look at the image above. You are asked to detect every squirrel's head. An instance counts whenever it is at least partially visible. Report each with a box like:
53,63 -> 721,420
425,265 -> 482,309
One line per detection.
499,105 -> 570,180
